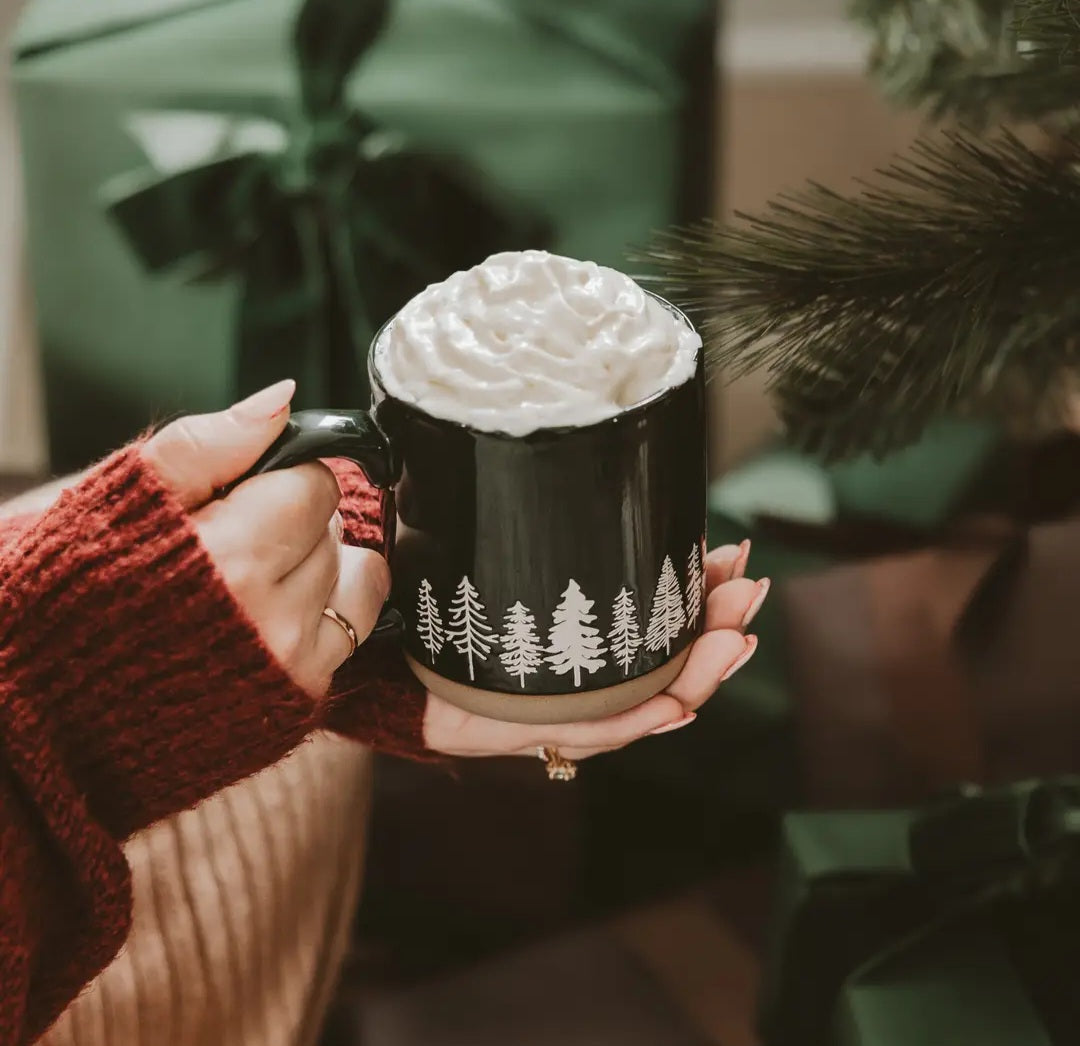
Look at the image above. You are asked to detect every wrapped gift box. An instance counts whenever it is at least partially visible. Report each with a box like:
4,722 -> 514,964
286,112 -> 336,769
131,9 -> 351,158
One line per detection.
761,780 -> 1080,1046
710,418 -> 1005,538
834,921 -> 1058,1046
827,417 -> 1004,531
14,0 -> 716,470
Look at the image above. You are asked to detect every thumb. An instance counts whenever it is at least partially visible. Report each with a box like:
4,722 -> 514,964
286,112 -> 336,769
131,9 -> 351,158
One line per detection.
143,380 -> 297,510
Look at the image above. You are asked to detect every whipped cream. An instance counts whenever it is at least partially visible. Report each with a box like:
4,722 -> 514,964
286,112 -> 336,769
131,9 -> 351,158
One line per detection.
373,250 -> 701,435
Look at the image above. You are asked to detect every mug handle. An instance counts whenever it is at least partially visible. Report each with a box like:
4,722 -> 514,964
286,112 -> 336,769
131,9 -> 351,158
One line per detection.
242,408 -> 404,637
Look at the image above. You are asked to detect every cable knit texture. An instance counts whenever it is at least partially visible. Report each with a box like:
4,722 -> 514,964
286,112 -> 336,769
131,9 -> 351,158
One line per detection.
323,461 -> 432,761
0,448 -> 429,1046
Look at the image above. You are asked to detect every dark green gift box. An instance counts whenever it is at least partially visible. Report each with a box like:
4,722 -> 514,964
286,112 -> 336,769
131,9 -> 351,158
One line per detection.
14,0 -> 716,471
762,779 -> 1080,1046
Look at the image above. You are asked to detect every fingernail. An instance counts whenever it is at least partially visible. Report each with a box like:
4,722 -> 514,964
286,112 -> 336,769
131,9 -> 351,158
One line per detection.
649,712 -> 697,736
734,539 -> 752,579
741,578 -> 771,630
721,635 -> 758,682
234,379 -> 296,420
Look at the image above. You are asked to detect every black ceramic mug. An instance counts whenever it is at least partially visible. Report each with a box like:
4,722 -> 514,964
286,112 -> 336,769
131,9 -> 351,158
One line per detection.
248,295 -> 706,725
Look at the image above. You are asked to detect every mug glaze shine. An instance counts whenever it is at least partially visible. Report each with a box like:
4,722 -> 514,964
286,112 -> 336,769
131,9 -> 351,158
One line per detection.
247,297 -> 706,725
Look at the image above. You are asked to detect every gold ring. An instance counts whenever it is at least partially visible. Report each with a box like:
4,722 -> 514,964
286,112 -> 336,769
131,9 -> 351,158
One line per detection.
537,746 -> 577,782
322,607 -> 359,658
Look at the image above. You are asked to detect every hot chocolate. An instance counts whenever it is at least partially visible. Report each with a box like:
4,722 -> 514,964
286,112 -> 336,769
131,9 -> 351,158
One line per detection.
373,250 -> 701,435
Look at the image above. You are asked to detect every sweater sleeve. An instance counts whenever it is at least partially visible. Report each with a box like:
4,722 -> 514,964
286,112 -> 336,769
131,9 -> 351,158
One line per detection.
0,513 -> 36,543
323,460 -> 433,762
0,448 -> 320,1044
0,452 -> 435,1042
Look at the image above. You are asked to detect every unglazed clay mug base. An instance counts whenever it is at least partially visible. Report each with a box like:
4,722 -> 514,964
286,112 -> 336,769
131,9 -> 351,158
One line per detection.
239,293 -> 706,726
407,646 -> 692,726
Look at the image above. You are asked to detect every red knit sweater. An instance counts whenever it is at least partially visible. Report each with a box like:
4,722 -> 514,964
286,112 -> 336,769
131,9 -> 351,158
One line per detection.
0,447 -> 429,1045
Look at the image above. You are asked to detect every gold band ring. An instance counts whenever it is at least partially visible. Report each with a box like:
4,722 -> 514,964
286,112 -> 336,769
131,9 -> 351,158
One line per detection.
537,746 -> 577,782
322,607 -> 359,658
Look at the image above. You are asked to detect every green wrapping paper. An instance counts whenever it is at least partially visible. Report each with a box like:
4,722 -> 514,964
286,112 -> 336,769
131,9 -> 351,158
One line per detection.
826,418 -> 1005,532
761,780 -> 1080,1046
710,418 -> 1005,538
99,0 -> 553,421
834,923 -> 1052,1046
14,0 -> 715,471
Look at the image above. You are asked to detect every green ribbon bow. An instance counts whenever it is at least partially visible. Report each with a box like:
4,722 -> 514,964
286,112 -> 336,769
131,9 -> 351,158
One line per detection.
766,779 -> 1080,1046
104,0 -> 548,406
906,779 -> 1080,894
835,780 -> 1080,1046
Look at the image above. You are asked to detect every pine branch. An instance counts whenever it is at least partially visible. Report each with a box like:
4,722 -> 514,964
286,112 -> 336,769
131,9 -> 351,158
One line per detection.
1016,0 -> 1080,60
640,131 -> 1080,459
852,0 -> 1018,117
850,0 -> 1080,123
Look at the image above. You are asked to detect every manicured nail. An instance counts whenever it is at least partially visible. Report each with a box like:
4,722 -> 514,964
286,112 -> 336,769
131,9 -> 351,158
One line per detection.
649,712 -> 697,736
234,379 -> 296,420
721,635 -> 758,682
733,539 -> 751,579
741,578 -> 771,630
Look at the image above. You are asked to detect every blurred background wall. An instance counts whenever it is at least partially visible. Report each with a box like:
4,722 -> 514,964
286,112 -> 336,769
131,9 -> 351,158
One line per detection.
711,0 -> 922,474
0,0 -> 45,475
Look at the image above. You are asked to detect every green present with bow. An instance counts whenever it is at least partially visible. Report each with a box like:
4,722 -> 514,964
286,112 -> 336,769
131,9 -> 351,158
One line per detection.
762,779 -> 1080,1046
14,0 -> 716,472
102,0 -> 553,412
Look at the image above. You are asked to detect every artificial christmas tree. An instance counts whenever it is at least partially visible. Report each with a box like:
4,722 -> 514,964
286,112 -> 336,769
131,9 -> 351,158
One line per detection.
645,0 -> 1080,462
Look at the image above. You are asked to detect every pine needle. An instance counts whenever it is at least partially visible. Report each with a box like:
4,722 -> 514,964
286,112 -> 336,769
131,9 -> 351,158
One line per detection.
852,0 -> 1080,122
640,131 -> 1080,459
1015,0 -> 1080,62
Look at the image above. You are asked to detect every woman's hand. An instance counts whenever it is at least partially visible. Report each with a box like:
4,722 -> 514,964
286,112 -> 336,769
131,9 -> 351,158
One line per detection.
423,542 -> 767,760
142,380 -> 390,695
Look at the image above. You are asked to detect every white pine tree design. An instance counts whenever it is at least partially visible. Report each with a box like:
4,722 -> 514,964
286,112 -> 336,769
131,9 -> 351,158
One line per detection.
447,575 -> 497,680
546,579 -> 607,688
608,586 -> 643,675
415,578 -> 445,663
499,601 -> 543,687
645,555 -> 687,655
685,542 -> 704,630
